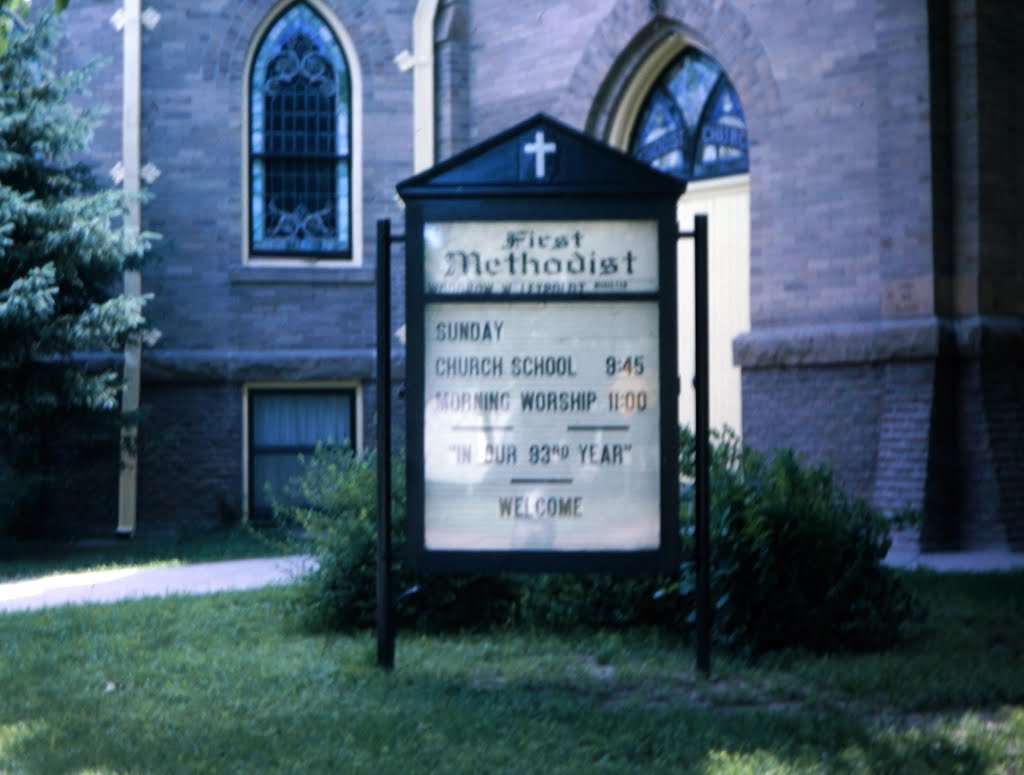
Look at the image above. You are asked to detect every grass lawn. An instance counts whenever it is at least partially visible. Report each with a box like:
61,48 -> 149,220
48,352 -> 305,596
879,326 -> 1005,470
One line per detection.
0,525 -> 288,582
0,571 -> 1022,774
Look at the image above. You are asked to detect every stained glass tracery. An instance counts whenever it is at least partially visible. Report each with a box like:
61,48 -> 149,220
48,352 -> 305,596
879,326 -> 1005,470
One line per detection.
250,4 -> 351,256
631,49 -> 749,181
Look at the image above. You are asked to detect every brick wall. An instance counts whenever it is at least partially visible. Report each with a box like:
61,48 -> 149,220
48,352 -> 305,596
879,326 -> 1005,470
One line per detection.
45,0 -> 1021,548
50,0 -> 415,533
742,365 -> 883,503
124,0 -> 411,355
136,383 -> 243,531
43,413 -> 121,538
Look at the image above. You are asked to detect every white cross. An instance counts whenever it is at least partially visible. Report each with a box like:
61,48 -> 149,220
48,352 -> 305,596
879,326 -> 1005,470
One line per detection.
524,130 -> 557,179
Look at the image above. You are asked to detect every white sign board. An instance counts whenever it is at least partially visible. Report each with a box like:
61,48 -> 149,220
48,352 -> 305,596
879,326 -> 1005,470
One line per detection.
424,220 -> 659,295
422,220 -> 663,552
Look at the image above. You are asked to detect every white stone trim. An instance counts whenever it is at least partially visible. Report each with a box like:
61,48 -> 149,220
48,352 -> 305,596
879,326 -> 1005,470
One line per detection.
117,0 -> 144,536
412,0 -> 439,171
605,34 -> 686,151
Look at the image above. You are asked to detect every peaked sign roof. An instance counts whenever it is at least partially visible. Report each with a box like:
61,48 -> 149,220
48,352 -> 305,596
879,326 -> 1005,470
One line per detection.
397,113 -> 687,199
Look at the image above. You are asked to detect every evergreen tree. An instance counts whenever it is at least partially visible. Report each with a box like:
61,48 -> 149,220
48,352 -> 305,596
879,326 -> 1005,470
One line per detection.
1,1 -> 69,59
0,11 -> 157,534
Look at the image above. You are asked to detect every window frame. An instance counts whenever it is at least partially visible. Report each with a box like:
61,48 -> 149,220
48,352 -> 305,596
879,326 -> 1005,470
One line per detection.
242,0 -> 363,267
243,383 -> 362,522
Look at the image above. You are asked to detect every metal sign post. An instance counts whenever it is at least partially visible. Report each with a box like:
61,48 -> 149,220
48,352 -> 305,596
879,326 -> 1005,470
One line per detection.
376,114 -> 697,668
680,214 -> 711,677
376,218 -> 402,670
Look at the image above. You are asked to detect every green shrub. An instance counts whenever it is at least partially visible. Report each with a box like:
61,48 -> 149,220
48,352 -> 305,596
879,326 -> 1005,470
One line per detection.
279,432 -> 916,654
515,572 -> 680,629
676,427 -> 918,654
272,444 -> 394,631
274,445 -> 676,632
275,445 -> 520,632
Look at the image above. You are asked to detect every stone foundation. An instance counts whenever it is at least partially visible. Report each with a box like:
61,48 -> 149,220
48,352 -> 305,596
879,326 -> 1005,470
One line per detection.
738,316 -> 1024,551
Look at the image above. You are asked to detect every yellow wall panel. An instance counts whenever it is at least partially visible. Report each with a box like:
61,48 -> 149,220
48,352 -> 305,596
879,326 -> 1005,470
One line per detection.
677,174 -> 750,435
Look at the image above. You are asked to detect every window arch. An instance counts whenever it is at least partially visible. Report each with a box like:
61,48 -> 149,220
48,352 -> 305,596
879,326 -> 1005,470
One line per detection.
249,3 -> 352,257
630,48 -> 748,181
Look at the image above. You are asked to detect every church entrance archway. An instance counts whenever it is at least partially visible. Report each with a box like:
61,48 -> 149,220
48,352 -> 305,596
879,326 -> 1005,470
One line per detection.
607,43 -> 750,435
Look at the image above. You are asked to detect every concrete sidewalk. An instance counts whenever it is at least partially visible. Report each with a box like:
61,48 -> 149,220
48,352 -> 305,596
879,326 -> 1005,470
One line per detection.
884,548 -> 1024,573
1,549 -> 1021,615
0,555 -> 314,614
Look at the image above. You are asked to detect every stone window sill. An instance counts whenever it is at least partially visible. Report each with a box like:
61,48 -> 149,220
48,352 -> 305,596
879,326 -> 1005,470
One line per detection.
229,263 -> 375,285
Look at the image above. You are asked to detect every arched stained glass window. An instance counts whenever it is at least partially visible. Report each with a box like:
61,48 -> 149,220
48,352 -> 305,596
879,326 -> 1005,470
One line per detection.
631,49 -> 748,181
250,3 -> 351,256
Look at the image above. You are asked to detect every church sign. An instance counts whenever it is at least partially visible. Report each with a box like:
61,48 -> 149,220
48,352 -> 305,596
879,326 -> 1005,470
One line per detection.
398,114 -> 685,574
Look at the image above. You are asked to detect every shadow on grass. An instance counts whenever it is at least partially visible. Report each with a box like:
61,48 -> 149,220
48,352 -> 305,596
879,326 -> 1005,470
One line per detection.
0,662 -> 1008,774
1,590 -> 1020,774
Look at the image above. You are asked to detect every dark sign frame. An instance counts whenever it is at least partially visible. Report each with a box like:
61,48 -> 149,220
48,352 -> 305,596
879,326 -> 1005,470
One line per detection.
398,115 -> 685,575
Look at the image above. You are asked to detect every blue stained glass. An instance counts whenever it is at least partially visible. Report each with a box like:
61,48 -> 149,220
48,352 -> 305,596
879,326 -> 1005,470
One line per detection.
252,98 -> 264,152
668,53 -> 720,128
631,91 -> 687,175
254,5 -> 347,78
631,48 -> 749,181
250,3 -> 352,257
337,102 -> 349,155
252,161 -> 265,241
335,164 -> 349,250
693,81 -> 748,179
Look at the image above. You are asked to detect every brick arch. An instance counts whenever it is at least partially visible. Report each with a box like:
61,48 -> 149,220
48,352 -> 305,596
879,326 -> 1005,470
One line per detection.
200,0 -> 395,96
199,2 -> 269,85
567,0 -> 780,148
